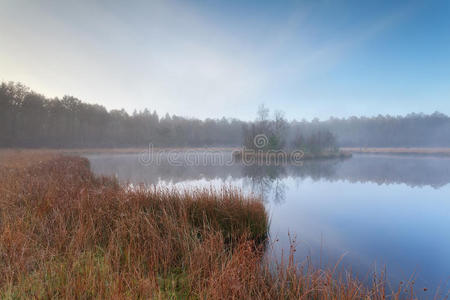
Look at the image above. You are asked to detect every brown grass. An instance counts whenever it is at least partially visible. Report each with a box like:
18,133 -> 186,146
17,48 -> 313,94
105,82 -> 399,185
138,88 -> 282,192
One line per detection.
0,152 -> 425,299
0,147 -> 240,158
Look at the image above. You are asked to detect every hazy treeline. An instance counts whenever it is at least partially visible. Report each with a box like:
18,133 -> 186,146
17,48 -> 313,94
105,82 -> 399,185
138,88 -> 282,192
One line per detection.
1,81 -> 450,148
307,113 -> 450,147
0,82 -> 244,147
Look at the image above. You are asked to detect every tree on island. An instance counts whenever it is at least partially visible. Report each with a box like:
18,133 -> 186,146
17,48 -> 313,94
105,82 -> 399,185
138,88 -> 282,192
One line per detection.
242,105 -> 338,154
243,105 -> 288,151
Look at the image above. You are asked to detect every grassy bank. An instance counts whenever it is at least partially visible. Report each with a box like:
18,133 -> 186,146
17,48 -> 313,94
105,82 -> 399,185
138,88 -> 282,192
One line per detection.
0,152 -> 419,298
0,147 -> 240,157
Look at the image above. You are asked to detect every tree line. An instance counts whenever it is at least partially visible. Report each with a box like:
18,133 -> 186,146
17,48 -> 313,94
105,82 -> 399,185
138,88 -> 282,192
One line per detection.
0,82 -> 244,147
288,113 -> 450,148
1,81 -> 450,148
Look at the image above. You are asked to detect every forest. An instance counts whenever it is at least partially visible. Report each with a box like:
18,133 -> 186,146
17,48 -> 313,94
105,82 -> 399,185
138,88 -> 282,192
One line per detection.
1,81 -> 450,148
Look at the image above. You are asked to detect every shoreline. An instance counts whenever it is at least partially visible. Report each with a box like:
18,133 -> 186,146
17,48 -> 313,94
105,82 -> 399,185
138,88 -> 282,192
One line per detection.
3,146 -> 450,156
342,147 -> 450,156
232,149 -> 352,162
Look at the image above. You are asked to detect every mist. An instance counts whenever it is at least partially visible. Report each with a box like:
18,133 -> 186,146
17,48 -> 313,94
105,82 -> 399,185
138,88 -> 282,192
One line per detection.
2,81 -> 450,148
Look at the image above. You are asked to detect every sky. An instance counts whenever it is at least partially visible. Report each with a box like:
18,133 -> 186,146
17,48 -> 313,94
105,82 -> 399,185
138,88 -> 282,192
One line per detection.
1,0 -> 450,121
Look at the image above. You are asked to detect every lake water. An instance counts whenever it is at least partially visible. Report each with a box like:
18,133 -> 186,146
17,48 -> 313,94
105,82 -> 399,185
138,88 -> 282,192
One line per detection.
86,152 -> 450,296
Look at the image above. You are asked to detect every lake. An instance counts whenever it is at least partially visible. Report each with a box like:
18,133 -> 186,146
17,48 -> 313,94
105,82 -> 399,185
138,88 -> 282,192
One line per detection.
86,151 -> 450,295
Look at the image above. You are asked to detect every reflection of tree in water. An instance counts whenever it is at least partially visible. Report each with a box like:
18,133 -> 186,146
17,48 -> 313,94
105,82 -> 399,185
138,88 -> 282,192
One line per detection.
87,153 -> 450,204
242,164 -> 288,204
240,160 -> 340,204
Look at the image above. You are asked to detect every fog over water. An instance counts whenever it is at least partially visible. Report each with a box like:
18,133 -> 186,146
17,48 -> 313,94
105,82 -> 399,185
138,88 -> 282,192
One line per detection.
88,152 -> 450,188
87,152 -> 450,295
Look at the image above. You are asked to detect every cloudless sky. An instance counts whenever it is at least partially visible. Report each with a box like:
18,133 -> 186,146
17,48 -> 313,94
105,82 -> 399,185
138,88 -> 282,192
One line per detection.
1,0 -> 450,120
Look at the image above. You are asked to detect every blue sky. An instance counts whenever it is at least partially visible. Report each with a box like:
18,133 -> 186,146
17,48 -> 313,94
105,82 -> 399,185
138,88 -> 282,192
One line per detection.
1,0 -> 450,120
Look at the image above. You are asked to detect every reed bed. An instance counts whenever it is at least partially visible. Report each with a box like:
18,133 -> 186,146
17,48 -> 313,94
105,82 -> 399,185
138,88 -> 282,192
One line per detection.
0,152 -> 423,299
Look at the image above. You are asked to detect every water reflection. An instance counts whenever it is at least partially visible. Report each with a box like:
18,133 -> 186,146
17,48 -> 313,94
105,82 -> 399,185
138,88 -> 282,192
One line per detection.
87,153 -> 450,204
86,152 -> 450,295
242,164 -> 289,203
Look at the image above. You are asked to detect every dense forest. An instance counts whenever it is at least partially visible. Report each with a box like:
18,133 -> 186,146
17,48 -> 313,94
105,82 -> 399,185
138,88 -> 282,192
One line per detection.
1,81 -> 450,148
0,82 -> 244,147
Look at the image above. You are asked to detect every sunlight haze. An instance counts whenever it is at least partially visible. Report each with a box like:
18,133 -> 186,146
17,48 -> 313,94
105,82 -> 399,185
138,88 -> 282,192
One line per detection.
1,0 -> 450,120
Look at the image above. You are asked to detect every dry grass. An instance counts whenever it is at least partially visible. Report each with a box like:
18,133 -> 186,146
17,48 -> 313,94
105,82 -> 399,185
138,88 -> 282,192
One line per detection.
0,147 -> 240,157
0,149 -> 59,168
0,152 -> 425,299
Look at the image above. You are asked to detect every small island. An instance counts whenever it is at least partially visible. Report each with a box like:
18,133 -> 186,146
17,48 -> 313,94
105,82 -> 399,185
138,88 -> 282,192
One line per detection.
233,105 -> 352,164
